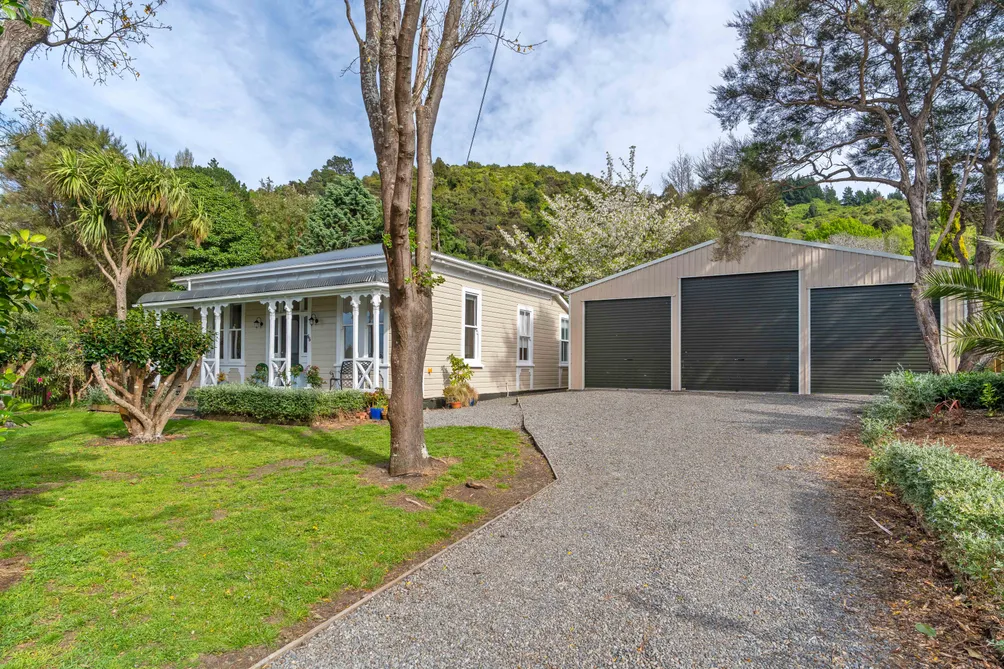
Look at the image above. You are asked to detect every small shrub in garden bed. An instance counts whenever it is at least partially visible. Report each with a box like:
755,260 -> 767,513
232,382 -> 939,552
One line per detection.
192,385 -> 367,423
859,417 -> 894,448
865,370 -> 1004,425
316,388 -> 369,417
871,440 -> 1004,604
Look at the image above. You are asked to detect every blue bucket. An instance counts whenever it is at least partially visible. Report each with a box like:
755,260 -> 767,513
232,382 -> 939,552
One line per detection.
369,407 -> 384,420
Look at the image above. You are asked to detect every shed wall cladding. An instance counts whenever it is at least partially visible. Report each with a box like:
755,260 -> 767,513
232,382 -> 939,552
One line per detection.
584,297 -> 672,389
810,284 -> 939,394
681,272 -> 799,392
426,273 -> 567,399
568,236 -> 962,393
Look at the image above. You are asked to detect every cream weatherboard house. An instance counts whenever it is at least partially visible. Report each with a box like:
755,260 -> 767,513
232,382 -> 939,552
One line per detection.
137,245 -> 571,400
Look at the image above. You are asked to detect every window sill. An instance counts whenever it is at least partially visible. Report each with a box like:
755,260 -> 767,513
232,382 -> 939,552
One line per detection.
516,362 -> 535,368
558,362 -> 569,368
464,360 -> 483,369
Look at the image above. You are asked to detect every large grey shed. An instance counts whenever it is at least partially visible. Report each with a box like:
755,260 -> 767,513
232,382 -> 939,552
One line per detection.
567,233 -> 961,395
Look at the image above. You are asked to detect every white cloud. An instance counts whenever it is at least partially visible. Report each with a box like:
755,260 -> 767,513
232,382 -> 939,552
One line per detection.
12,0 -> 745,188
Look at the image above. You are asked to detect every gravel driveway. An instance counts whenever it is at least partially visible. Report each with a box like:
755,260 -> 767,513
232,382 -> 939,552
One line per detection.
270,391 -> 886,668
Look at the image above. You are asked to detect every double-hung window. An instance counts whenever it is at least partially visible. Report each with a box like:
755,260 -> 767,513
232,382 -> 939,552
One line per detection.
462,288 -> 481,365
559,316 -> 569,366
226,305 -> 243,360
517,307 -> 533,365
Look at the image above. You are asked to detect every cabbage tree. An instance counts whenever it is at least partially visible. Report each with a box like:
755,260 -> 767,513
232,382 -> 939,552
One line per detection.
46,148 -> 209,319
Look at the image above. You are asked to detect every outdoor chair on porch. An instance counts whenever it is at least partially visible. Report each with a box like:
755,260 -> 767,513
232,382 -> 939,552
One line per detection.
329,361 -> 354,390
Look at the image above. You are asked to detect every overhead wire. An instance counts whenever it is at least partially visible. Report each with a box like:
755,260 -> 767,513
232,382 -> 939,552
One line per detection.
466,0 -> 511,165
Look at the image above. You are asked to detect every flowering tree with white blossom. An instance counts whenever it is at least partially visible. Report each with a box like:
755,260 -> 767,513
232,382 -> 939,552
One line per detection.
500,149 -> 698,290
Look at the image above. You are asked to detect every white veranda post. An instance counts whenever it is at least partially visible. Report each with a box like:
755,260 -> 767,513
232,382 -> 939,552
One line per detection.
265,300 -> 277,387
371,293 -> 381,389
198,306 -> 209,386
212,304 -> 222,385
350,295 -> 360,389
284,300 -> 293,387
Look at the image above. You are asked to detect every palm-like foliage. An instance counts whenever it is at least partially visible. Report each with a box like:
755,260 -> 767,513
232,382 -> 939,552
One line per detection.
923,238 -> 1004,358
46,148 -> 209,318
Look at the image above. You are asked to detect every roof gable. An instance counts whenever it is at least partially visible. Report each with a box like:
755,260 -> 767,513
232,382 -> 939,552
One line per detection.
566,233 -> 954,294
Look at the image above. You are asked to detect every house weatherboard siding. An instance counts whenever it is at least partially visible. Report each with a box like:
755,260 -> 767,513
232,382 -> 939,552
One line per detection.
567,234 -> 963,395
137,244 -> 569,399
425,273 -> 567,399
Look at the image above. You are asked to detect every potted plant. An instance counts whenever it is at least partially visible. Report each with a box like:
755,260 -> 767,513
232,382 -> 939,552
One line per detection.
444,354 -> 476,409
305,364 -> 323,389
290,363 -> 304,385
216,371 -> 228,385
367,388 -> 389,419
250,363 -> 268,386
443,383 -> 463,409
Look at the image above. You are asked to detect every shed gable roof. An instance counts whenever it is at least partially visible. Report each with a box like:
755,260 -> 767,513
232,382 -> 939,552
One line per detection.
566,233 -> 955,295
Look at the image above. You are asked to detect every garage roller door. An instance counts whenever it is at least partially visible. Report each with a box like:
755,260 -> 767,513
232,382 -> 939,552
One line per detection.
811,284 -> 937,394
584,297 -> 672,389
681,271 -> 799,392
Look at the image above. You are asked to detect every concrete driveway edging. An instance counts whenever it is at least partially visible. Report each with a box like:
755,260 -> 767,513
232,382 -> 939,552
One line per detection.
250,401 -> 555,669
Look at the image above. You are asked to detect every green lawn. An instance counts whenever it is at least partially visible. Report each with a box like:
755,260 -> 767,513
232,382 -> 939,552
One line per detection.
0,411 -> 521,668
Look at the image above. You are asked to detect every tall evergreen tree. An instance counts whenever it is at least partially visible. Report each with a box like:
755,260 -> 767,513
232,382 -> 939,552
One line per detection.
172,165 -> 262,275
298,176 -> 381,255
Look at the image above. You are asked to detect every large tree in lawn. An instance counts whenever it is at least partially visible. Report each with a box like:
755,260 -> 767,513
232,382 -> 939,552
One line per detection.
46,148 -> 209,319
712,0 -> 990,373
79,309 -> 213,441
0,0 -> 167,106
344,0 -> 515,476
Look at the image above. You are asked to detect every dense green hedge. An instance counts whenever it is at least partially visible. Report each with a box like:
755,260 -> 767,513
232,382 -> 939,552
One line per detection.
871,440 -> 1004,605
192,385 -> 367,423
865,370 -> 1004,426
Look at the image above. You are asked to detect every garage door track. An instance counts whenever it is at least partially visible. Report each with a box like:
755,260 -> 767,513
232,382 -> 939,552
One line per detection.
272,391 -> 884,668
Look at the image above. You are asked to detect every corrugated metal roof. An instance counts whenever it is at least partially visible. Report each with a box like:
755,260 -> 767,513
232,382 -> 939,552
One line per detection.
177,244 -> 384,281
139,269 -> 387,305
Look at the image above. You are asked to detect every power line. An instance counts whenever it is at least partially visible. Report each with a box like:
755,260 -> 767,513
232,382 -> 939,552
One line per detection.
466,0 -> 510,165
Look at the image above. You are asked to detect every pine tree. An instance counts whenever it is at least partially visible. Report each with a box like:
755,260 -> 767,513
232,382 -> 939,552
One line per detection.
298,177 -> 382,255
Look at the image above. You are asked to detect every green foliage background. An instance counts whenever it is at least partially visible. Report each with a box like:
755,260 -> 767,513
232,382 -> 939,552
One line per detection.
172,166 -> 262,276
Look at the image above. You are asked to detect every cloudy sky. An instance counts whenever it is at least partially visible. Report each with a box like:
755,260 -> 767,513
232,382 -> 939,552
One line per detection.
13,0 -> 745,188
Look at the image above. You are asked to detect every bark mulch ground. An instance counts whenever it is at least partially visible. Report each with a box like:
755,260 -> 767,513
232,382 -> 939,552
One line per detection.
821,427 -> 1004,667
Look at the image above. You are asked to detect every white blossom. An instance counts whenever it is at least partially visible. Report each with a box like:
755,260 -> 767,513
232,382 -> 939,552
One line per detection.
500,169 -> 698,291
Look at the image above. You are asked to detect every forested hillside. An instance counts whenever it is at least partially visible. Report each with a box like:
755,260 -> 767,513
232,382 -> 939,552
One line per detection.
0,115 -> 940,321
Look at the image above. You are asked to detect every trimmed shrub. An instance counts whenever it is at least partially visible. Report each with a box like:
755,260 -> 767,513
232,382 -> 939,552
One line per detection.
192,385 -> 367,423
865,370 -> 1004,425
871,440 -> 1004,602
859,417 -> 894,448
316,389 -> 369,417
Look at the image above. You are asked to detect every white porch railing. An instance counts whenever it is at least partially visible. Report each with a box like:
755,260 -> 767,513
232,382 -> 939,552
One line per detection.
270,358 -> 289,387
202,358 -> 219,385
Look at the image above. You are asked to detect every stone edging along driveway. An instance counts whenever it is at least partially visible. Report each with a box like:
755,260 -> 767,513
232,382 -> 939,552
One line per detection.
250,397 -> 553,669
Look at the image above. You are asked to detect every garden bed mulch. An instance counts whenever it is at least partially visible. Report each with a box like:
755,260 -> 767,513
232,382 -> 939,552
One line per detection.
820,430 -> 1003,667
198,436 -> 554,669
898,414 -> 1004,471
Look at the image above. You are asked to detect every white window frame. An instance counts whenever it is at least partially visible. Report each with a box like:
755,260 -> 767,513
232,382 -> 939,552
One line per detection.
224,304 -> 245,364
461,287 -> 483,367
559,315 -> 570,367
517,305 -> 534,367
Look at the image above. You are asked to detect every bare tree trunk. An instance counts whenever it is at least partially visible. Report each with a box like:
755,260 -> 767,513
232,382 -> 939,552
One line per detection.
0,0 -> 53,105
113,271 -> 130,320
907,188 -> 949,374
348,0 -> 495,476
